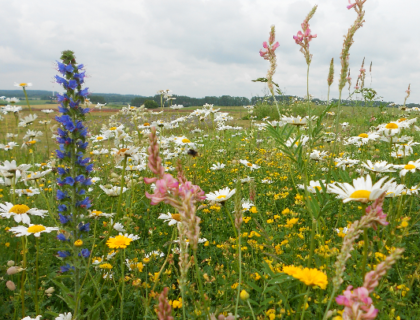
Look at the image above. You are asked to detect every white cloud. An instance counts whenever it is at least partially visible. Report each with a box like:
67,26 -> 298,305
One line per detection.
1,0 -> 419,103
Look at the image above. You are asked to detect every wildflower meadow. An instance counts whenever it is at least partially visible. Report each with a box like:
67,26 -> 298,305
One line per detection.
1,1 -> 420,320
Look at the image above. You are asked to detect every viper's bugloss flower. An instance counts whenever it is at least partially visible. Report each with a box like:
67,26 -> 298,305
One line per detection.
60,264 -> 75,273
79,248 -> 90,258
58,213 -> 71,224
78,222 -> 90,232
54,50 -> 92,279
57,251 -> 71,258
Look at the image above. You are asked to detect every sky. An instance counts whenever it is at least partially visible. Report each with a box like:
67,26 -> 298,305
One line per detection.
1,0 -> 419,104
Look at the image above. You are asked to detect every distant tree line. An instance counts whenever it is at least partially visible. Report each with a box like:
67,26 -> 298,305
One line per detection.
1,89 -> 420,108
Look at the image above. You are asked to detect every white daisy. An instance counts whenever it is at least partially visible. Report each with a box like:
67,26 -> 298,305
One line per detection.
241,200 -> 254,211
14,82 -> 32,88
393,161 -> 420,177
327,175 -> 391,203
41,109 -> 55,114
309,150 -> 329,161
21,316 -> 42,320
206,187 -> 236,202
383,181 -> 405,198
145,250 -> 165,258
8,224 -> 58,237
55,312 -> 72,320
158,212 -> 181,226
0,203 -> 47,224
297,180 -> 328,193
88,210 -> 115,219
0,160 -> 31,177
18,114 -> 38,127
113,222 -> 126,232
100,185 -> 128,197
15,187 -> 40,197
261,178 -> 273,184
239,159 -> 260,170
281,115 -> 307,126
405,185 -> 419,195
361,160 -> 396,173
210,162 -> 226,171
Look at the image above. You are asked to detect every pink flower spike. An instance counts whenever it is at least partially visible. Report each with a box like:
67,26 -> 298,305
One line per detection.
347,0 -> 357,9
272,42 -> 280,51
262,41 -> 268,49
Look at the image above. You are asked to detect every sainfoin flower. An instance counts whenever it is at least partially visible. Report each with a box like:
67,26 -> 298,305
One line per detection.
336,286 -> 378,319
259,25 -> 280,96
293,5 -> 318,65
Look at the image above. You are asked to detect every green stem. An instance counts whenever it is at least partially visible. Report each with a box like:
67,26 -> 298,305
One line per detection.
193,249 -> 209,318
120,249 -> 125,320
307,217 -> 317,268
22,87 -> 32,113
361,228 -> 369,278
246,300 -> 256,320
34,237 -> 40,315
114,157 -> 128,223
234,231 -> 242,318
300,286 -> 311,320
20,236 -> 27,318
224,205 -> 238,238
322,287 -> 337,320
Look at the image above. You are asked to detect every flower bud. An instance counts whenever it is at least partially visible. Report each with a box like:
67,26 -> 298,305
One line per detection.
240,289 -> 250,301
7,266 -> 20,275
45,287 -> 55,294
6,280 -> 16,291
218,315 -> 226,320
7,260 -> 15,267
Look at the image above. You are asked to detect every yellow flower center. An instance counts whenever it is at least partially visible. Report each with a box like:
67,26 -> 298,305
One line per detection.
349,190 -> 371,199
92,210 -> 103,216
109,127 -> 117,130
247,162 -> 252,166
19,83 -> 27,87
404,164 -> 416,170
358,133 -> 369,138
171,214 -> 181,221
27,225 -> 46,233
99,263 -> 113,269
315,186 -> 322,191
96,137 -> 104,140
144,123 -> 150,126
385,123 -> 398,129
216,195 -> 226,200
181,138 -> 191,143
9,204 -> 30,214
398,118 -> 407,122
26,189 -> 32,193
118,148 -> 128,154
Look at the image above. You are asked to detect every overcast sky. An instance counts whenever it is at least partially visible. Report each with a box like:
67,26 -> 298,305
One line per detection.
1,0 -> 419,104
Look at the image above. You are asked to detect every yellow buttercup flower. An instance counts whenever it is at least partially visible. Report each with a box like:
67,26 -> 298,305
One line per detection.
74,239 -> 83,247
